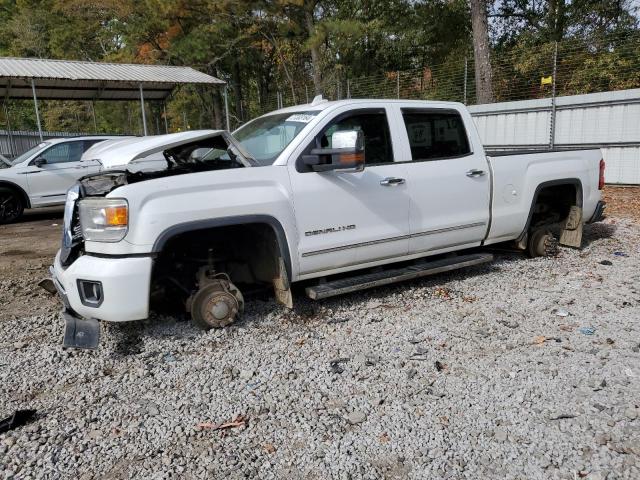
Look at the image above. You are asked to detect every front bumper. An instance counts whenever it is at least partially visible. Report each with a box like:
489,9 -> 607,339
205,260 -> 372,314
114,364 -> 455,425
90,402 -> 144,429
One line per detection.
51,250 -> 153,323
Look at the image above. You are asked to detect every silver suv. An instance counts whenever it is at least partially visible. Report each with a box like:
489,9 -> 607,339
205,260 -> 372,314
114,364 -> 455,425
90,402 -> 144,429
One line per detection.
0,136 -> 122,223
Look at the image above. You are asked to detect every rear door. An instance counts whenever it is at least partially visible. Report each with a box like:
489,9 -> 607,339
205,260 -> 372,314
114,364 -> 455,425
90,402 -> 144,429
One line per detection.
26,140 -> 92,205
289,106 -> 410,277
393,106 -> 491,254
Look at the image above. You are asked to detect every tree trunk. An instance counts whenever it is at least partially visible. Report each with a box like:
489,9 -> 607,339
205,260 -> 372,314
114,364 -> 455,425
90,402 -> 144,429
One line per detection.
304,4 -> 323,95
470,0 -> 493,104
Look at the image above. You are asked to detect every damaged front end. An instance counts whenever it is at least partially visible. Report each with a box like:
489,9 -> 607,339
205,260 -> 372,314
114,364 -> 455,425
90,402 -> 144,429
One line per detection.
44,130 -> 255,350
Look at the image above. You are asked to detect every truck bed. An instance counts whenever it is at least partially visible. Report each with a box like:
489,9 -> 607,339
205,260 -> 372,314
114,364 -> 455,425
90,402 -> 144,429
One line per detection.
484,148 -> 603,245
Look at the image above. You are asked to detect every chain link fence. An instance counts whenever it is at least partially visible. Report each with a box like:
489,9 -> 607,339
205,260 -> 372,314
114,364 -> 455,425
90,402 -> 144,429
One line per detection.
245,31 -> 640,121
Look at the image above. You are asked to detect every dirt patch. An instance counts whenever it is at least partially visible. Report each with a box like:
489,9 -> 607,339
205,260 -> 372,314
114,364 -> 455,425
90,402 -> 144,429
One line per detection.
603,185 -> 640,223
0,207 -> 63,320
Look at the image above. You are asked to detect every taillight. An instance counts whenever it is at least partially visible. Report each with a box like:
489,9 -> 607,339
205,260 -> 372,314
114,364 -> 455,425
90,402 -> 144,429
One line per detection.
598,158 -> 605,190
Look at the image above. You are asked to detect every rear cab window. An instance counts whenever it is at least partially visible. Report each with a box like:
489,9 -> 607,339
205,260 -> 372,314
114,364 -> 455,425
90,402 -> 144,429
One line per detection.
402,109 -> 470,161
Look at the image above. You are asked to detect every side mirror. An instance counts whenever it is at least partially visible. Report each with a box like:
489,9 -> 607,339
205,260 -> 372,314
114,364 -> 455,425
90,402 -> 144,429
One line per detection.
33,157 -> 47,168
303,130 -> 365,173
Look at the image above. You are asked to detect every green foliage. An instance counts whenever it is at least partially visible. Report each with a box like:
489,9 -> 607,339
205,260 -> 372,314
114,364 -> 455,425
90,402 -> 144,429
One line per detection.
0,0 -> 638,134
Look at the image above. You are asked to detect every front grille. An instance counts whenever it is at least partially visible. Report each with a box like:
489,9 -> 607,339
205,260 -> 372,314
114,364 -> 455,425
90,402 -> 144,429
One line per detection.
71,210 -> 82,243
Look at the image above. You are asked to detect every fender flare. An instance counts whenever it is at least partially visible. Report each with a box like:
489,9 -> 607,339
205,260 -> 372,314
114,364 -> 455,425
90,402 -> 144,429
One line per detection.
517,178 -> 583,242
152,214 -> 293,280
0,180 -> 31,208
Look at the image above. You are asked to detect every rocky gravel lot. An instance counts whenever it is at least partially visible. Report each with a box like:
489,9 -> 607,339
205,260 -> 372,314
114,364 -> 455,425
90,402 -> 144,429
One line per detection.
1,203 -> 640,479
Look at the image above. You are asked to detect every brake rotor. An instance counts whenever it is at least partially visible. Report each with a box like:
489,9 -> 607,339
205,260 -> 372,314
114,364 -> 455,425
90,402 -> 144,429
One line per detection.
190,279 -> 244,329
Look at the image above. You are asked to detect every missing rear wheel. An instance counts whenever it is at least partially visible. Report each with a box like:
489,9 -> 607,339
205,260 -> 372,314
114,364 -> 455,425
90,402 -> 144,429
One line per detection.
527,229 -> 559,258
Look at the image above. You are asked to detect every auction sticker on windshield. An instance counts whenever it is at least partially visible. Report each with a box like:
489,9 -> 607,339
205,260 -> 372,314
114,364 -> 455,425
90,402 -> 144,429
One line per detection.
286,113 -> 316,123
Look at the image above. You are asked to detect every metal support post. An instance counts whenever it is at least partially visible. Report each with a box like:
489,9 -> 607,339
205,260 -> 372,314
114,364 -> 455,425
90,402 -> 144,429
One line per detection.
549,41 -> 558,149
463,57 -> 468,105
90,101 -> 98,133
139,84 -> 148,136
163,102 -> 169,133
31,79 -> 43,141
396,71 -> 400,99
3,101 -> 15,157
224,86 -> 230,131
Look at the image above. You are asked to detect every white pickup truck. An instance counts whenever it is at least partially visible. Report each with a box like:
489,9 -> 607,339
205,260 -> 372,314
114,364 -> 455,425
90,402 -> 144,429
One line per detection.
46,98 -> 606,348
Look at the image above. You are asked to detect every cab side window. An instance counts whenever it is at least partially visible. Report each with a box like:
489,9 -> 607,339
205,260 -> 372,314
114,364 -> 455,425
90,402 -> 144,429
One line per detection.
320,112 -> 394,165
402,109 -> 470,161
41,141 -> 84,164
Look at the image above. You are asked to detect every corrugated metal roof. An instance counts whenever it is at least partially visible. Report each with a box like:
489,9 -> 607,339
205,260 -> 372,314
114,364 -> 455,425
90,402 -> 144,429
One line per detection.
0,57 -> 223,84
0,57 -> 224,100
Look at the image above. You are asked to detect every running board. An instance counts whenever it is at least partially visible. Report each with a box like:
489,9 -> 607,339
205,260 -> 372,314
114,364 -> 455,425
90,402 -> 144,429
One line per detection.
305,253 -> 494,300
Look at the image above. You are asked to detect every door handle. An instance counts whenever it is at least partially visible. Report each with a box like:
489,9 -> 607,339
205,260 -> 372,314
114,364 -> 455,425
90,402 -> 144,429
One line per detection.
466,169 -> 486,178
380,177 -> 406,186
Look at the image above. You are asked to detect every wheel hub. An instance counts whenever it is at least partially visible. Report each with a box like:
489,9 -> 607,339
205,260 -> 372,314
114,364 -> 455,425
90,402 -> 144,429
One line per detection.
206,294 -> 234,321
190,278 -> 244,329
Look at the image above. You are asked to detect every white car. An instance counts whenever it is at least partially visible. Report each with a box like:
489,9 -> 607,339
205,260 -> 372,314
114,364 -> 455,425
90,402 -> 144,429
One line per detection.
48,98 -> 606,349
0,136 -> 124,223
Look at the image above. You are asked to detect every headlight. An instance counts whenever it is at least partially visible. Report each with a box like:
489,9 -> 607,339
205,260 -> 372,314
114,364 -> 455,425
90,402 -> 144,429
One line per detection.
78,198 -> 128,242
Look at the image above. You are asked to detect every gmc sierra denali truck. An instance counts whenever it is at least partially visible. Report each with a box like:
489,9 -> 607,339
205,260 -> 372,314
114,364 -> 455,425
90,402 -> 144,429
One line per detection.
46,98 -> 606,348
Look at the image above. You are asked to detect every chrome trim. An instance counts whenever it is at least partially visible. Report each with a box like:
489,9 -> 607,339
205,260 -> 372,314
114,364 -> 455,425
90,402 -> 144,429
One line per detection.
301,222 -> 486,257
409,222 -> 486,239
62,185 -> 80,249
380,177 -> 406,186
302,233 -> 411,257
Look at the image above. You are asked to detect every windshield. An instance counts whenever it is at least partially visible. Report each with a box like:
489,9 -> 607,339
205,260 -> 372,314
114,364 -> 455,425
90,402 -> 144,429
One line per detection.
7,142 -> 50,166
233,111 -> 319,165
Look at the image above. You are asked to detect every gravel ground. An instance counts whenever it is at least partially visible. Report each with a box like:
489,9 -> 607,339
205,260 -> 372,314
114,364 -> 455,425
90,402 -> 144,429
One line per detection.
1,216 -> 640,479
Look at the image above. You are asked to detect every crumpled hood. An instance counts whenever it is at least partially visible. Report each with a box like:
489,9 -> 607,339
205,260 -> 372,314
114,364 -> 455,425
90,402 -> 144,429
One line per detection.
82,130 -> 225,170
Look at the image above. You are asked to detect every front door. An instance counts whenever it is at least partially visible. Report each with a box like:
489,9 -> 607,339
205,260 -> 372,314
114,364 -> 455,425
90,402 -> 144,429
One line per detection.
394,106 -> 491,254
27,140 -> 99,205
289,107 -> 411,277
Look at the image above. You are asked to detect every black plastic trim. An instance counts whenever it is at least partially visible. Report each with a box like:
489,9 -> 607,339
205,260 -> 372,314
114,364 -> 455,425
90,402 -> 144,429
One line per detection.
151,214 -> 292,280
587,200 -> 606,223
486,147 -> 600,157
517,178 -> 583,242
76,279 -> 104,308
85,252 -> 157,259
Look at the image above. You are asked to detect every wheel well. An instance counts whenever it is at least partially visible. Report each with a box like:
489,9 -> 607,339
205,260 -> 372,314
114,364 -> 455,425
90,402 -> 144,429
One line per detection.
0,181 -> 30,208
527,181 -> 581,233
151,222 -> 285,308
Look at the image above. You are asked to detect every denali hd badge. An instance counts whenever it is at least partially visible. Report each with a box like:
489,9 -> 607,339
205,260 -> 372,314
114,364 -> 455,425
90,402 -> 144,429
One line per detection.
305,225 -> 356,236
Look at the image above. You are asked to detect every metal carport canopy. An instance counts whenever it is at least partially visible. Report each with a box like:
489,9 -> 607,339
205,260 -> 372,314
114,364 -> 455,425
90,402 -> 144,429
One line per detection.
0,57 -> 224,100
